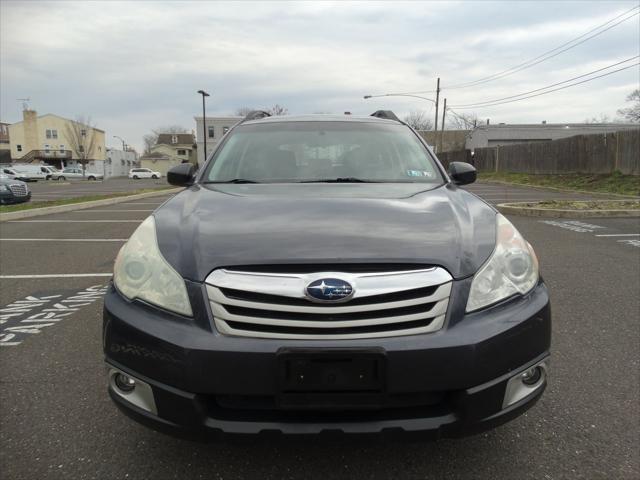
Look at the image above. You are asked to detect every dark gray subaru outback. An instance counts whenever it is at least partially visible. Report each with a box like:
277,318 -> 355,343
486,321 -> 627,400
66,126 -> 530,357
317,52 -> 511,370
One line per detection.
103,111 -> 550,438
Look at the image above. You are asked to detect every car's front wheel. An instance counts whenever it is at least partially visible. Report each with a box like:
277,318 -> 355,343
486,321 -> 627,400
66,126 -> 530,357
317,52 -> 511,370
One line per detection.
152,174 -> 158,179
46,175 -> 51,180
133,175 -> 139,180
88,176 -> 96,181
58,176 -> 66,181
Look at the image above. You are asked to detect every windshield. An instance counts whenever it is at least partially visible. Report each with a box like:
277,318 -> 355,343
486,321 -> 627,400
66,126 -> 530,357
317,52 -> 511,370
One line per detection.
203,121 -> 443,183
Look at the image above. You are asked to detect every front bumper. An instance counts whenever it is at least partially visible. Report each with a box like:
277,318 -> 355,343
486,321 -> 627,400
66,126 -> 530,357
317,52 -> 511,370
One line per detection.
103,278 -> 551,438
0,190 -> 31,204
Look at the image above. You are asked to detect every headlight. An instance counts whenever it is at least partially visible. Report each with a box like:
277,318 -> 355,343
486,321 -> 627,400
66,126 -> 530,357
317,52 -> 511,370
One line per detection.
0,185 -> 9,191
466,214 -> 539,312
113,216 -> 193,316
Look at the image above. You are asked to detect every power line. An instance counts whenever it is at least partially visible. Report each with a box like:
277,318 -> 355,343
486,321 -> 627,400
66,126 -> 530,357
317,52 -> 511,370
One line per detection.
451,56 -> 639,107
450,62 -> 639,109
401,5 -> 639,95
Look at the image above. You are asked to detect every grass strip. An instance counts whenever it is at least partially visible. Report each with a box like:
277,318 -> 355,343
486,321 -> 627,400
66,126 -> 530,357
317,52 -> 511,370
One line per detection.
0,187 -> 174,213
478,171 -> 640,196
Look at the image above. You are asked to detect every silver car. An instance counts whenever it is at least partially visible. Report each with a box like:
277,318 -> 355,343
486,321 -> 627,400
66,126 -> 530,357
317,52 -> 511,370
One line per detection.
57,167 -> 104,181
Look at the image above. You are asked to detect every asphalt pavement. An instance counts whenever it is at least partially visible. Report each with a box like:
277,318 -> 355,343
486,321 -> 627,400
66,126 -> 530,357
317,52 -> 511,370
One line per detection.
0,183 -> 638,480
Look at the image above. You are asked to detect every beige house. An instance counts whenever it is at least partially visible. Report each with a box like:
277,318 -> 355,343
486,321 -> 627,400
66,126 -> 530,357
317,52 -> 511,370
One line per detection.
140,133 -> 196,175
8,110 -> 106,168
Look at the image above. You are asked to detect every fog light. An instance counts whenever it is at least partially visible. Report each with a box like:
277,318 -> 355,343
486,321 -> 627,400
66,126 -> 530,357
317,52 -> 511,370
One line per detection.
521,366 -> 543,386
115,373 -> 136,393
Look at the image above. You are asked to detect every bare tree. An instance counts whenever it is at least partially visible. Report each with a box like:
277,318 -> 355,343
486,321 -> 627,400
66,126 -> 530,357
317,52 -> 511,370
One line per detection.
235,107 -> 256,116
403,110 -> 433,131
583,113 -> 611,124
65,115 -> 98,174
447,111 -> 481,130
142,125 -> 189,154
269,104 -> 289,116
617,89 -> 640,123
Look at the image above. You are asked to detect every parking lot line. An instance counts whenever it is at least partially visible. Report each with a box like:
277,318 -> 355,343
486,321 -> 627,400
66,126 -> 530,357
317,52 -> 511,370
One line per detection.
0,238 -> 127,242
0,274 -> 112,279
71,209 -> 154,213
595,234 -> 640,237
8,220 -> 142,223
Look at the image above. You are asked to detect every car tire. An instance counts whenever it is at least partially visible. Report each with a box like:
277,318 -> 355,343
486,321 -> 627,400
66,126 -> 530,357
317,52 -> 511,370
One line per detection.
88,176 -> 96,181
133,175 -> 139,180
58,176 -> 66,181
46,175 -> 51,180
152,174 -> 158,179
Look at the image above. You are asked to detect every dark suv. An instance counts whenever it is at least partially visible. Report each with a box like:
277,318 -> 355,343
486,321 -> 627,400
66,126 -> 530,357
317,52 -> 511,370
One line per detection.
103,111 -> 550,438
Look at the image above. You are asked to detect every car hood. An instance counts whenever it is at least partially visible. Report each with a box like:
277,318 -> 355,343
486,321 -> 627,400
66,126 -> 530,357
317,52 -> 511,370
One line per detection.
154,183 -> 497,282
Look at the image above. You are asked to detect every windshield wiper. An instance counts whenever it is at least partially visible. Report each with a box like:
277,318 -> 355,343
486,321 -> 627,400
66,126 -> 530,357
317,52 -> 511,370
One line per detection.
298,177 -> 380,183
203,179 -> 260,184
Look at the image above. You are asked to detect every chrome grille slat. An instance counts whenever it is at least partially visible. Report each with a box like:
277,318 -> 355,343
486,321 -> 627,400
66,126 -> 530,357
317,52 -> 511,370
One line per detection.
8,184 -> 28,196
205,267 -> 453,340
206,283 -> 450,314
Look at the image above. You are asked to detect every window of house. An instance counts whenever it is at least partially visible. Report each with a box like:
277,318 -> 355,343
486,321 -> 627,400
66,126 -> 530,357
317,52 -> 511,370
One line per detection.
177,149 -> 186,155
81,129 -> 87,137
17,145 -> 22,152
79,145 -> 85,152
45,129 -> 58,139
52,129 -> 58,139
223,126 -> 230,135
46,129 -> 52,139
59,144 -> 65,153
208,126 -> 215,138
44,144 -> 51,152
171,135 -> 178,144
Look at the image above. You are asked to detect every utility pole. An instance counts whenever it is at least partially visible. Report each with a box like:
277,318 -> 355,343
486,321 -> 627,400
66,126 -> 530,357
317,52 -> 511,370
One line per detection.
434,78 -> 440,132
440,98 -> 447,154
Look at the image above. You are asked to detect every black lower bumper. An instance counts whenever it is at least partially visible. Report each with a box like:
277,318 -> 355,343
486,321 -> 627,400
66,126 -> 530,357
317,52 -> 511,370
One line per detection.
103,279 -> 551,438
0,191 -> 31,204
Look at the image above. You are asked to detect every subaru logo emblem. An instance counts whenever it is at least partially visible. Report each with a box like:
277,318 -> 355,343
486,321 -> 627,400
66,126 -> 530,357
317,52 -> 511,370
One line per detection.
306,278 -> 354,302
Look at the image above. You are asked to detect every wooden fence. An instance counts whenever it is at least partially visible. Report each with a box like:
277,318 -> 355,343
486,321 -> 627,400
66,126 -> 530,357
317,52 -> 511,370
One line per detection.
436,129 -> 640,175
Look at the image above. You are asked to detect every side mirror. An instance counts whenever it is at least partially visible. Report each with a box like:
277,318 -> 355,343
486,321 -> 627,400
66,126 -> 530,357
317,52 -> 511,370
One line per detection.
448,162 -> 476,186
167,163 -> 196,186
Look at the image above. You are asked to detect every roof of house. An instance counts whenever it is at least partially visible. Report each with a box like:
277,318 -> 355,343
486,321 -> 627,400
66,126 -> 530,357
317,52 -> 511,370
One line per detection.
156,133 -> 195,145
9,113 -> 106,133
140,151 -> 170,160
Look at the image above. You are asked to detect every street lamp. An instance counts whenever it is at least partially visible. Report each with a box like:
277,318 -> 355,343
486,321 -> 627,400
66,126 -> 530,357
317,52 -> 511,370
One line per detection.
197,89 -> 210,164
113,135 -> 126,151
363,93 -> 437,105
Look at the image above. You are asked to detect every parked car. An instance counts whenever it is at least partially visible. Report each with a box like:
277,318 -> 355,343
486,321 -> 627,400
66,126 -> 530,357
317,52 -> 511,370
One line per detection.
41,165 -> 62,180
104,111 -> 550,439
0,173 -> 31,204
1,168 -> 18,180
57,167 -> 103,181
129,168 -> 161,179
4,165 -> 46,182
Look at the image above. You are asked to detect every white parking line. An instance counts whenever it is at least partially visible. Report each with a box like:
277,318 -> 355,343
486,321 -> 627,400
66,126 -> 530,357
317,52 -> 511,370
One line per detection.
0,238 -> 127,242
8,220 -> 141,223
595,234 -> 640,237
0,274 -> 112,279
72,210 -> 154,212
120,202 -> 165,205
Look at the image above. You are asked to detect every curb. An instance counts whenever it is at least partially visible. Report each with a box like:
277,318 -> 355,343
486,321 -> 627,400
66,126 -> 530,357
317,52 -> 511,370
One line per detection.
0,188 -> 182,222
496,201 -> 640,218
478,180 -> 639,199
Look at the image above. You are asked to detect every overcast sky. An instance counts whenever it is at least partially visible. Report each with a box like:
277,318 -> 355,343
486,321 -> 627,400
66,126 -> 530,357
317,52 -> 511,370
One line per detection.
1,0 -> 638,152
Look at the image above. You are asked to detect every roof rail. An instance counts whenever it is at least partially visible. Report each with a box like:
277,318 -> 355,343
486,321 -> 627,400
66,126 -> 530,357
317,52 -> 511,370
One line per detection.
242,110 -> 272,122
370,110 -> 400,122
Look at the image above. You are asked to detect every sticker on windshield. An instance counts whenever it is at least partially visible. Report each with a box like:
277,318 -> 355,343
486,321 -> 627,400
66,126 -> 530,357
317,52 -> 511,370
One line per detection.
406,170 -> 435,178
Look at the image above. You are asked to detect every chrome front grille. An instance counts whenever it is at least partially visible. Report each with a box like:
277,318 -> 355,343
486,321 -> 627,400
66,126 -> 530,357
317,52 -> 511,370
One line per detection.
9,184 -> 28,196
205,267 -> 452,339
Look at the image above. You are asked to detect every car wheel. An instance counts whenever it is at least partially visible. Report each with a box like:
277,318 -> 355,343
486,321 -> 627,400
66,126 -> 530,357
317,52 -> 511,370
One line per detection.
58,176 -> 66,181
133,175 -> 139,180
152,174 -> 158,179
46,175 -> 51,180
88,176 -> 96,181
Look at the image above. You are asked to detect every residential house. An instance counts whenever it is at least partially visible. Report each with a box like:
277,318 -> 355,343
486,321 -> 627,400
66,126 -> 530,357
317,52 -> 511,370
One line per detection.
140,133 -> 196,175
8,109 -> 106,169
194,116 -> 242,165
